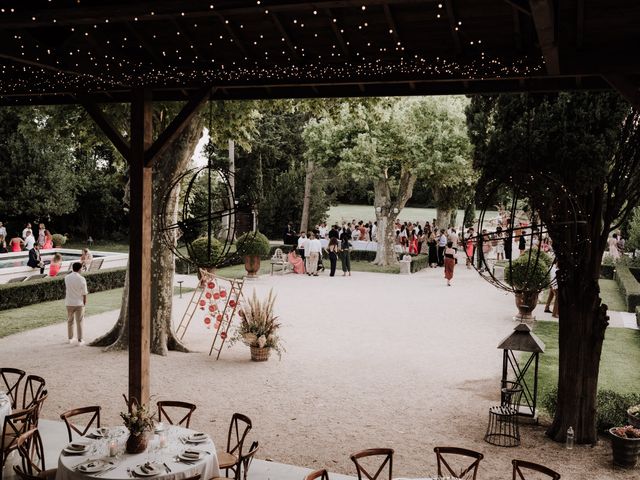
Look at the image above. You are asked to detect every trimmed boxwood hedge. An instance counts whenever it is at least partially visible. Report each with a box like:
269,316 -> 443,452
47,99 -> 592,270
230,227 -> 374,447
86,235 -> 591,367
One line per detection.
0,268 -> 126,311
614,266 -> 640,312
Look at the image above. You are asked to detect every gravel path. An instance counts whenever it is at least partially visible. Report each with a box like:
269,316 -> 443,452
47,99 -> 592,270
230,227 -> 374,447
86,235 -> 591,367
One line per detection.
0,262 -> 634,480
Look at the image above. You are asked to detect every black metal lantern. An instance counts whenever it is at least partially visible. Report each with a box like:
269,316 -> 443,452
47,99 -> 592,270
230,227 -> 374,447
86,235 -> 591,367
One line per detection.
497,323 -> 545,418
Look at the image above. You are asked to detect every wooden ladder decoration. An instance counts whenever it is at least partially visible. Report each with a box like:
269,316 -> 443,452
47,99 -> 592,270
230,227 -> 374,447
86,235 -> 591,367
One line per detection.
175,278 -> 207,341
209,275 -> 245,359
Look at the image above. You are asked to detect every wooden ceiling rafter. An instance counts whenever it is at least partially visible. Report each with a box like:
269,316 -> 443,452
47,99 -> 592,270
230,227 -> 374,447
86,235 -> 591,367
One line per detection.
382,4 -> 402,46
171,18 -> 205,61
444,0 -> 462,55
504,0 -> 532,16
215,14 -> 250,59
529,0 -> 560,75
80,98 -> 131,159
125,22 -> 166,67
576,0 -> 584,48
270,12 -> 301,62
325,9 -> 351,60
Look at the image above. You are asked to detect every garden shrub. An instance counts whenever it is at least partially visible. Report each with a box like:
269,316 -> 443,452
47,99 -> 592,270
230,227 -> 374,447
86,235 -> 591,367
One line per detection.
51,233 -> 67,247
600,264 -> 615,280
541,388 -> 640,432
636,306 -> 640,328
0,268 -> 126,311
614,266 -> 640,312
189,237 -> 224,268
235,231 -> 271,256
410,254 -> 430,273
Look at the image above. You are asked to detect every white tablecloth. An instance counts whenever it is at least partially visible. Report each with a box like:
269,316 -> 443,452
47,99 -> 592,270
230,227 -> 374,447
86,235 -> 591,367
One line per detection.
0,392 -> 11,424
319,239 -> 403,253
56,426 -> 219,480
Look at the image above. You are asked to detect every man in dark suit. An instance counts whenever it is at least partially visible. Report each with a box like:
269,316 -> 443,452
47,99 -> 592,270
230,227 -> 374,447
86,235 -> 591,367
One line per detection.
27,244 -> 45,274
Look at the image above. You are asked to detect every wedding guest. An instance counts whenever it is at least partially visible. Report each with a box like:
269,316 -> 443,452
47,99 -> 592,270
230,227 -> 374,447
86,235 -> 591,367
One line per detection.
437,229 -> 447,266
287,249 -> 305,274
326,237 -> 339,277
23,229 -> 36,251
306,232 -> 322,276
80,248 -> 93,271
49,253 -> 63,277
297,232 -> 307,261
9,234 -> 24,252
37,223 -> 46,247
42,230 -> 53,249
27,244 -> 45,274
339,228 -> 352,276
22,222 -> 32,239
0,236 -> 7,254
608,233 -> 621,260
444,241 -> 456,286
65,262 -> 88,345
0,222 -> 6,239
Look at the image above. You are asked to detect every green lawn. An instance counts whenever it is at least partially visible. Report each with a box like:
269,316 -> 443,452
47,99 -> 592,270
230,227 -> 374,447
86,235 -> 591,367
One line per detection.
598,278 -> 627,312
0,287 -> 192,338
532,321 -> 640,402
214,259 -> 402,278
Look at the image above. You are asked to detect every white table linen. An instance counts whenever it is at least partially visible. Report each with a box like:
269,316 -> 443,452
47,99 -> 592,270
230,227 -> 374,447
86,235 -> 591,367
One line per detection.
320,239 -> 403,253
0,392 -> 11,424
56,425 -> 219,480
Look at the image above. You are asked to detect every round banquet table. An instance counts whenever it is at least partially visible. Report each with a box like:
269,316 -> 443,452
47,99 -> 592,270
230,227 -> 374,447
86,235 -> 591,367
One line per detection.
56,425 -> 220,480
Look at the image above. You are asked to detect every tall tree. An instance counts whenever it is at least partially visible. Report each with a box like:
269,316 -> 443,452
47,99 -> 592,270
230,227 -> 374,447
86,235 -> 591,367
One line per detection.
466,92 -> 640,443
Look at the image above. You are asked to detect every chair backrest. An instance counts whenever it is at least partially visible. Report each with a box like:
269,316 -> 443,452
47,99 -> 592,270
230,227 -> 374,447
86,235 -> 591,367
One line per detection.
25,274 -> 47,281
2,406 -> 36,462
434,447 -> 484,480
512,459 -> 561,480
89,258 -> 104,271
271,248 -> 284,261
60,406 -> 101,441
14,428 -> 47,479
226,413 -> 252,457
305,469 -> 330,480
350,448 -> 394,480
22,375 -> 46,410
236,440 -> 259,480
501,381 -> 524,409
28,390 -> 48,428
157,400 -> 196,428
1,367 -> 26,409
7,276 -> 27,283
183,475 -> 201,480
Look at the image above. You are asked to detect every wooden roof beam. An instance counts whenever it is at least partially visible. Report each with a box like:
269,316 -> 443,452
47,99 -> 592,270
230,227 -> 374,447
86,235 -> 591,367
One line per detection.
171,19 -> 205,61
80,98 -> 131,159
125,22 -> 166,67
215,14 -> 249,59
504,0 -> 531,16
383,4 -> 402,45
529,0 -> 560,75
576,0 -> 584,48
604,74 -> 640,109
444,0 -> 462,55
271,12 -> 301,61
326,9 -> 351,60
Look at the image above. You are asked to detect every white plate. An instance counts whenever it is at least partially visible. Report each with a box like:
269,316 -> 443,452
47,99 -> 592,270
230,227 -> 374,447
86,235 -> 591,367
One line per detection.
133,464 -> 162,477
63,442 -> 90,455
186,433 -> 209,443
90,427 -> 110,438
178,451 -> 203,462
77,460 -> 109,473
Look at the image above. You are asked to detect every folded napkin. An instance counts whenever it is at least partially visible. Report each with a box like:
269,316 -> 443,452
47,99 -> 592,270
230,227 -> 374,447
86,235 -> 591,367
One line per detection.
68,442 -> 87,451
191,432 -> 206,437
140,463 -> 157,474
182,450 -> 200,459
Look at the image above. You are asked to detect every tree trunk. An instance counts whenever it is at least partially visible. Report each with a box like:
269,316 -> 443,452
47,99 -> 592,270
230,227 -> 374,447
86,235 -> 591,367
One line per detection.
299,159 -> 314,234
90,114 -> 204,354
372,170 -> 416,266
436,208 -> 452,230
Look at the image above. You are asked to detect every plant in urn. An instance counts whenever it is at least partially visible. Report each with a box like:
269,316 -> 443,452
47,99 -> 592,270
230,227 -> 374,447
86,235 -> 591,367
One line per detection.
120,395 -> 155,454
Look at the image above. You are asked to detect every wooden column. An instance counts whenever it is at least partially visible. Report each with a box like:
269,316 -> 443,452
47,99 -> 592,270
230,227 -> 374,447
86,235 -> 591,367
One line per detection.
128,88 -> 153,404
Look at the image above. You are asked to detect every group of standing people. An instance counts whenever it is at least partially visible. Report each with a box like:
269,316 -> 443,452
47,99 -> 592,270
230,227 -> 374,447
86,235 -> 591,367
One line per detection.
0,222 -> 54,254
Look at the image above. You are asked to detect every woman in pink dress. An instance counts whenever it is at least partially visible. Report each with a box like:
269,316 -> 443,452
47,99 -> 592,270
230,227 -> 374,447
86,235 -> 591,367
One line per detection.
42,230 -> 53,249
9,235 -> 24,252
287,250 -> 305,274
49,253 -> 63,276
408,232 -> 418,254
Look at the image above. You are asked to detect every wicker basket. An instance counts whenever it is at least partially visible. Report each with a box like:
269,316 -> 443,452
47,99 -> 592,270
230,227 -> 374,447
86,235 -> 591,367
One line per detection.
250,346 -> 271,362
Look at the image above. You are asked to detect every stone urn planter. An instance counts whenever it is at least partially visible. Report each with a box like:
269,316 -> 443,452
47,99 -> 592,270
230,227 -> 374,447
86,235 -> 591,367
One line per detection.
609,426 -> 640,468
235,231 -> 270,278
243,255 -> 261,278
514,291 -> 540,321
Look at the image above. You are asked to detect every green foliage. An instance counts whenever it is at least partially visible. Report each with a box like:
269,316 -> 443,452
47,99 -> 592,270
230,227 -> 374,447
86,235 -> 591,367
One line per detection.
614,266 -> 640,312
542,388 -> 640,432
0,268 -> 126,311
236,231 -> 271,256
504,252 -> 551,292
628,207 -> 640,252
189,237 -> 223,268
409,254 -> 430,273
51,233 -> 67,247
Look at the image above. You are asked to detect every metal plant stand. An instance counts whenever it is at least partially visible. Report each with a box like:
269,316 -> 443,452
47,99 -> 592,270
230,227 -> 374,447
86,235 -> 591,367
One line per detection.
484,381 -> 524,447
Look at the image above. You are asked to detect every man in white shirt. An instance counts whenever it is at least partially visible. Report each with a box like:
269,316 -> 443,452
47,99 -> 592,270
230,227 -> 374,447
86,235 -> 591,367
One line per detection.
306,232 -> 322,276
0,222 -> 6,239
65,262 -> 88,345
23,230 -> 36,250
297,232 -> 307,262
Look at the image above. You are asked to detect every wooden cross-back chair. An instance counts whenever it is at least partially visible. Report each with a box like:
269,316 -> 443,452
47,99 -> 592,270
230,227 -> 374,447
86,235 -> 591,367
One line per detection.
512,459 -> 561,480
21,375 -> 46,411
434,447 -> 484,480
26,390 -> 48,428
213,440 -> 259,480
216,413 -> 253,475
350,448 -> 394,480
13,428 -> 57,480
60,406 -> 101,441
157,400 -> 197,428
1,367 -> 26,409
1,405 -> 36,468
305,469 -> 330,480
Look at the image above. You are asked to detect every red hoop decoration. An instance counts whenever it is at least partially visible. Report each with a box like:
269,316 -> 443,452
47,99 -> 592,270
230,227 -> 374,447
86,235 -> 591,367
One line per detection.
220,332 -> 227,339
207,282 -> 215,289
220,290 -> 227,298
205,292 -> 212,299
204,317 -> 211,325
229,300 -> 236,307
199,300 -> 206,306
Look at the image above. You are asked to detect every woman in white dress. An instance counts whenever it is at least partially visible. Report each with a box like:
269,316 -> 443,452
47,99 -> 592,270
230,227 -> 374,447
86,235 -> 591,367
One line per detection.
608,233 -> 621,260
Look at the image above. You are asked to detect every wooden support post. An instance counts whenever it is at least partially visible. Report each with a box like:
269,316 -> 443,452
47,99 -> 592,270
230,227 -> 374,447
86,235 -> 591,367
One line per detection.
128,88 -> 153,405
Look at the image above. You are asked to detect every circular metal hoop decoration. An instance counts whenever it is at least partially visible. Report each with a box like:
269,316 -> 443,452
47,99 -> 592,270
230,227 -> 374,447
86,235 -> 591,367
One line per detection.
461,174 -> 579,294
159,165 -> 240,269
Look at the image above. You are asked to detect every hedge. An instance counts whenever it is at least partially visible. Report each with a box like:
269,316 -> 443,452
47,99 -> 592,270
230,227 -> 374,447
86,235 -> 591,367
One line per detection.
613,266 -> 640,312
600,264 -> 615,280
0,268 -> 126,311
541,388 -> 640,433
410,254 -> 430,273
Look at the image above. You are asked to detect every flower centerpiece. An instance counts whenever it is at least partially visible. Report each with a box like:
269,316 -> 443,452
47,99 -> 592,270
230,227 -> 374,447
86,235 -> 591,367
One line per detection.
233,289 -> 284,361
628,405 -> 640,428
609,425 -> 640,468
120,396 -> 155,454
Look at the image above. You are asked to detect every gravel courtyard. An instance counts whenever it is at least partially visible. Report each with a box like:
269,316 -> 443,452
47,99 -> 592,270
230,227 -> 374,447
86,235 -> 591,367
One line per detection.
0,264 -> 633,480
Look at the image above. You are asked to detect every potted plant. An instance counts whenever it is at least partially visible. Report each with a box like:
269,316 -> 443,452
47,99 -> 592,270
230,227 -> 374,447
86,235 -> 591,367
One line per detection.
628,405 -> 640,428
609,425 -> 640,468
505,250 -> 552,321
233,289 -> 284,361
120,396 -> 155,454
189,236 -> 223,278
235,231 -> 270,278
52,233 -> 67,248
